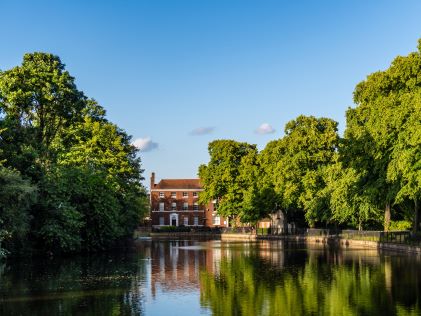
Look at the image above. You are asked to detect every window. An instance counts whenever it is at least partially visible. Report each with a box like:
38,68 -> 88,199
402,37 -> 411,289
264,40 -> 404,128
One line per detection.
194,216 -> 199,226
159,192 -> 164,198
213,216 -> 220,225
193,202 -> 199,211
159,202 -> 164,211
184,217 -> 189,226
171,202 -> 177,211
183,202 -> 188,210
159,216 -> 165,225
183,192 -> 188,198
171,192 -> 176,198
193,192 -> 198,198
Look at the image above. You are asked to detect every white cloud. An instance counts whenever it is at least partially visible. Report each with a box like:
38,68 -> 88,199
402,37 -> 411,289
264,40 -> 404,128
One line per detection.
132,137 -> 159,152
189,127 -> 215,136
255,123 -> 276,135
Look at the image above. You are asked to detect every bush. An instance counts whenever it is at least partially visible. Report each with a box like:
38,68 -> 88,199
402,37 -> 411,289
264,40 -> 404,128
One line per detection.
258,228 -> 270,235
155,226 -> 191,233
389,220 -> 412,231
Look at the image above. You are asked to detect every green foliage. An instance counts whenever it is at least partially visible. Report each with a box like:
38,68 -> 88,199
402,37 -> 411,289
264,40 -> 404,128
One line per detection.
199,244 -> 413,316
199,140 -> 263,224
0,167 -> 37,256
345,38 -> 421,230
155,226 -> 191,232
257,115 -> 339,227
389,220 -> 412,231
0,53 -> 147,256
199,39 -> 421,232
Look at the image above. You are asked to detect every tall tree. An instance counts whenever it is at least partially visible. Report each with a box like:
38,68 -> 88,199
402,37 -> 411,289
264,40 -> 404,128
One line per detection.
387,91 -> 421,231
270,115 -> 339,227
199,140 -> 258,224
0,166 -> 37,256
345,39 -> 421,230
0,52 -> 86,171
0,53 -> 147,255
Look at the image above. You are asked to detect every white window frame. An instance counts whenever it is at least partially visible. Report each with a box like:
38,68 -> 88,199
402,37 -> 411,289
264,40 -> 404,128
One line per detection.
213,215 -> 220,225
183,202 -> 188,210
159,202 -> 165,211
183,192 -> 188,198
184,217 -> 189,226
171,192 -> 176,198
194,216 -> 199,226
193,202 -> 199,211
171,202 -> 177,211
159,216 -> 165,225
193,192 -> 198,198
159,192 -> 164,198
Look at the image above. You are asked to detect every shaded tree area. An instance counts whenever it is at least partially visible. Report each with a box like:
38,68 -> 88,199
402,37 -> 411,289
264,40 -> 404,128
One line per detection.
199,39 -> 421,231
0,53 -> 148,258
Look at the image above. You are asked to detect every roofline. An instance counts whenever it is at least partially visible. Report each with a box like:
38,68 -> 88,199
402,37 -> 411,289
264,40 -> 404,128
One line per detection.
158,178 -> 201,181
151,188 -> 204,192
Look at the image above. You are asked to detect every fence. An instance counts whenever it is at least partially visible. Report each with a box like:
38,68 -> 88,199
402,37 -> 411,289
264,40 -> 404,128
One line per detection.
302,229 -> 421,245
256,227 -> 421,246
221,227 -> 255,234
340,230 -> 412,244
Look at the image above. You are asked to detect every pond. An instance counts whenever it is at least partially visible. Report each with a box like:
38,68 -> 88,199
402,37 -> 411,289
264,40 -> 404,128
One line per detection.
0,239 -> 420,315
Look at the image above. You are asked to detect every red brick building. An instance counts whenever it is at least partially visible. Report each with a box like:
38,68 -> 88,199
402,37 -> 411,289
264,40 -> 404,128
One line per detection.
150,173 -> 226,228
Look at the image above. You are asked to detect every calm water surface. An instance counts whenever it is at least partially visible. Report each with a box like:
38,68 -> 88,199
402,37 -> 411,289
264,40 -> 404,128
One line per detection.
0,239 -> 420,316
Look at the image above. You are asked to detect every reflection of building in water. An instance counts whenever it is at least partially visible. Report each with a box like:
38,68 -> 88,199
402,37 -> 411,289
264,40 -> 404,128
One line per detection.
146,240 -> 290,298
256,240 -> 285,267
149,241 -> 207,297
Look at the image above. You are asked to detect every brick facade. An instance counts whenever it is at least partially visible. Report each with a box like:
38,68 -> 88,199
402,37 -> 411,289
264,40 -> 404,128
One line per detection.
150,172 -> 226,228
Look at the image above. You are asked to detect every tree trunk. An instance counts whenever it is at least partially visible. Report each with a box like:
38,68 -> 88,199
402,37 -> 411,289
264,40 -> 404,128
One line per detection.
413,199 -> 419,233
384,202 -> 391,231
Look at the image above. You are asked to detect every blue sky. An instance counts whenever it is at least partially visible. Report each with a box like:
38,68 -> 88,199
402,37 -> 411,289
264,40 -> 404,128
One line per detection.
1,1 -> 421,186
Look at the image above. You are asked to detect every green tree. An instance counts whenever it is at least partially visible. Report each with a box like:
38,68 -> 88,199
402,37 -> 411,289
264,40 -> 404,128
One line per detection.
0,53 -> 86,171
269,115 -> 339,227
0,53 -> 147,255
238,148 -> 275,224
323,160 -> 382,230
0,166 -> 37,257
345,39 -> 421,230
34,101 -> 148,253
387,91 -> 421,231
0,53 -> 85,147
199,140 -> 259,224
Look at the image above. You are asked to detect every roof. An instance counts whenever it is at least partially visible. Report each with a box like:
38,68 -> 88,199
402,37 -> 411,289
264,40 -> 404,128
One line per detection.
153,179 -> 202,190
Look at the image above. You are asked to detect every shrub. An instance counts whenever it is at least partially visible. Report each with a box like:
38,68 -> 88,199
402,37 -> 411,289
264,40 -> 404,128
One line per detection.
389,220 -> 412,231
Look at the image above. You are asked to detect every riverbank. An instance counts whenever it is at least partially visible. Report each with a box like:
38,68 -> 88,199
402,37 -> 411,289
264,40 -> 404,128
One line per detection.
260,235 -> 421,254
141,231 -> 421,255
150,232 -> 220,239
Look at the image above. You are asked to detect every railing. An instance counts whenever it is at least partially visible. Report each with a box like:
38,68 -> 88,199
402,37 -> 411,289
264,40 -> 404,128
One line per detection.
221,227 -> 254,234
257,227 -> 421,245
340,230 -> 412,243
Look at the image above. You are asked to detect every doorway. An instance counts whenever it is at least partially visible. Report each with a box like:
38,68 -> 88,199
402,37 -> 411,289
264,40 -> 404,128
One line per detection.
170,213 -> 178,226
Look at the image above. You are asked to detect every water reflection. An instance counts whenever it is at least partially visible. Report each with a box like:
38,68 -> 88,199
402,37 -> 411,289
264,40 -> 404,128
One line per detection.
0,240 -> 420,315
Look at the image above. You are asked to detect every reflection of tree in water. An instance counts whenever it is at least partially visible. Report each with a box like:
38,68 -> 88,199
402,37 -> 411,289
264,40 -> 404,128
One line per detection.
0,251 -> 148,316
199,242 -> 421,316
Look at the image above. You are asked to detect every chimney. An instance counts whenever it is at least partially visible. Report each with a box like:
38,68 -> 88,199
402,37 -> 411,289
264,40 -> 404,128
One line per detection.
150,172 -> 155,189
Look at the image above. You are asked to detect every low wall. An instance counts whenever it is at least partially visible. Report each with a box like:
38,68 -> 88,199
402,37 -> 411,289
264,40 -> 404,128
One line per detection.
221,233 -> 257,241
303,235 -> 421,254
150,232 -> 220,239
261,235 -> 421,254
144,231 -> 421,254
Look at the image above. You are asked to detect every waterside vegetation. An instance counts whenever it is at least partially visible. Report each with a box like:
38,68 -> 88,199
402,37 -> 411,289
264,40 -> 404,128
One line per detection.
0,53 -> 148,258
199,39 -> 421,233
